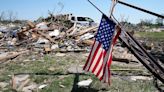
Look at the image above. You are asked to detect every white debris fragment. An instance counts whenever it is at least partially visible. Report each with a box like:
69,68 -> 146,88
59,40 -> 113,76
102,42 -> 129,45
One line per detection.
59,84 -> 65,88
49,29 -> 60,37
130,76 -> 153,81
36,37 -> 49,44
55,53 -> 66,57
51,44 -> 59,50
36,22 -> 48,30
79,33 -> 94,41
38,84 -> 47,89
77,79 -> 92,87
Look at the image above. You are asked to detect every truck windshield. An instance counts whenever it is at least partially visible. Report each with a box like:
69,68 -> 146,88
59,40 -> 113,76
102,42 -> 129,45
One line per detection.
77,17 -> 94,22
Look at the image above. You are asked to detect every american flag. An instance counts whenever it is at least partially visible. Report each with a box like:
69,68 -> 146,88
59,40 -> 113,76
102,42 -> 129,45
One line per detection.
83,14 -> 121,83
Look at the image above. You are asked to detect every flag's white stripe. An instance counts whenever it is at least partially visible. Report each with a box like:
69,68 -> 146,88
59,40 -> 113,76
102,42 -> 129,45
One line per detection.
89,46 -> 103,72
84,41 -> 99,71
97,66 -> 103,79
93,50 -> 104,75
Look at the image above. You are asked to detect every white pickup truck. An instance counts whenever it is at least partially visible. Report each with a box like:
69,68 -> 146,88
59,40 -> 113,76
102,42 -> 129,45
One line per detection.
69,16 -> 96,26
52,13 -> 97,27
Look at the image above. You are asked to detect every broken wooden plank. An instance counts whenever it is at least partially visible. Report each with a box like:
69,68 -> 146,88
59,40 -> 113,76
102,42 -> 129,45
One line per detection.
27,21 -> 35,29
0,50 -> 29,61
37,31 -> 56,43
119,30 -> 164,83
17,79 -> 30,91
66,25 -> 75,33
81,39 -> 94,46
75,26 -> 98,36
111,69 -> 143,71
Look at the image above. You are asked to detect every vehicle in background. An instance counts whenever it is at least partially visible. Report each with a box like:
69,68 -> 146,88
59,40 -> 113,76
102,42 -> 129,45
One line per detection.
50,13 -> 97,27
69,16 -> 97,26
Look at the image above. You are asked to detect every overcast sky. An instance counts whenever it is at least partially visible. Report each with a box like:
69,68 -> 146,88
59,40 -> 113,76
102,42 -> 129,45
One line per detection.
0,0 -> 163,23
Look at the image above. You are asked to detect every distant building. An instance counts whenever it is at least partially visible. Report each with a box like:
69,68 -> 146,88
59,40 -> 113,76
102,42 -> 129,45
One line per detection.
146,26 -> 164,32
159,26 -> 164,32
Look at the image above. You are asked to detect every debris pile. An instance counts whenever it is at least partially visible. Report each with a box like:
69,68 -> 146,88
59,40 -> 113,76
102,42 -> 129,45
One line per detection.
0,18 -> 98,54
0,14 -> 141,64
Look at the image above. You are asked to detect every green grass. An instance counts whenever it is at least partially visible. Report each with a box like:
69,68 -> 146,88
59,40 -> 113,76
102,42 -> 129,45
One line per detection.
108,78 -> 156,92
135,31 -> 164,40
0,53 -> 158,92
41,75 -> 74,92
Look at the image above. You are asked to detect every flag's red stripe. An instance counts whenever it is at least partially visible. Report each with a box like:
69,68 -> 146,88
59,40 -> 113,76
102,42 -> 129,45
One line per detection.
108,56 -> 112,84
83,41 -> 96,70
92,51 -> 103,73
108,51 -> 113,67
87,43 -> 101,71
103,51 -> 107,58
113,29 -> 121,44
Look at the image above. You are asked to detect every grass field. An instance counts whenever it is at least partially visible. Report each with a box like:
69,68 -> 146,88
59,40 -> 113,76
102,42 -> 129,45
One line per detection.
135,31 -> 164,40
0,52 -> 158,92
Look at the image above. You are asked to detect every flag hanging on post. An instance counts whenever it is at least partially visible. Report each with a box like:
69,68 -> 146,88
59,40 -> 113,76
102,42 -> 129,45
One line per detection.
83,14 -> 121,83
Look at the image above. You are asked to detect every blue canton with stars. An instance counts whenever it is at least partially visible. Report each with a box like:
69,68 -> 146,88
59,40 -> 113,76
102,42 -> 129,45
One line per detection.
95,15 -> 116,51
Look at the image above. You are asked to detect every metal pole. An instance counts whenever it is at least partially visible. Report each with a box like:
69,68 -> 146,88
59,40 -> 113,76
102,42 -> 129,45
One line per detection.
87,0 -> 105,15
117,0 -> 164,19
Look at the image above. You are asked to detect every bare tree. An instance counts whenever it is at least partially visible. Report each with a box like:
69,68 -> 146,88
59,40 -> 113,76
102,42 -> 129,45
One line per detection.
0,11 -> 5,21
8,10 -> 13,21
120,14 -> 129,23
56,2 -> 64,14
156,16 -> 163,26
47,2 -> 64,22
138,19 -> 153,26
7,10 -> 18,22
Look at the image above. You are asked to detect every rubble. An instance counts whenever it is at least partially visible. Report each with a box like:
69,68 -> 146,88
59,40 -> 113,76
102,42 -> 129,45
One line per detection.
36,22 -> 48,30
22,83 -> 38,92
113,47 -> 139,63
12,74 -> 30,90
0,15 -> 98,53
0,82 -> 8,89
0,14 -> 150,64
